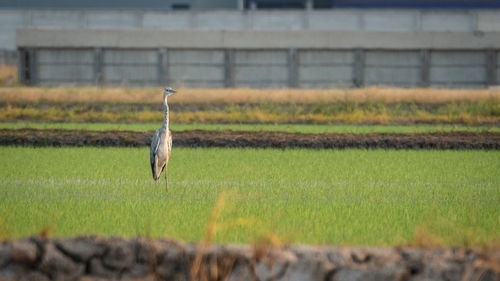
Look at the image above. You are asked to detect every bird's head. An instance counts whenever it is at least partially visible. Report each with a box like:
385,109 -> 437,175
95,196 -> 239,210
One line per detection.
163,87 -> 177,96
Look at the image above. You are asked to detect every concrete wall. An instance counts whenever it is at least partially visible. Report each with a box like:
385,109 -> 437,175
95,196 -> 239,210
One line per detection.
25,47 -> 499,88
17,29 -> 500,88
2,9 -> 500,50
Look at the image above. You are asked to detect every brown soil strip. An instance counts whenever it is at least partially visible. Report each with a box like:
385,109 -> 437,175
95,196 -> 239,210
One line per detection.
1,128 -> 499,149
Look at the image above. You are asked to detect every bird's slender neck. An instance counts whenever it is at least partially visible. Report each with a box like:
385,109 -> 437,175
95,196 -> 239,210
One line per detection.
162,93 -> 169,130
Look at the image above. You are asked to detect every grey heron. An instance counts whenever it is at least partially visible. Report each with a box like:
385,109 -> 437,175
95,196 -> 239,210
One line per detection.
150,86 -> 176,191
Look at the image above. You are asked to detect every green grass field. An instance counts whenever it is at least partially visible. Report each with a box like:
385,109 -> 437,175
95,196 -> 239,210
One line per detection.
0,147 -> 498,246
1,121 -> 498,134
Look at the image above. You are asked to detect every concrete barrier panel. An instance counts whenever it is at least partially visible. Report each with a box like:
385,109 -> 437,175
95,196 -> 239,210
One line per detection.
235,50 -> 287,65
365,51 -> 420,66
103,49 -> 157,64
299,50 -> 354,65
171,79 -> 224,88
0,10 -> 26,29
168,50 -> 224,64
0,31 -> 16,50
168,65 -> 224,81
308,11 -> 360,30
38,49 -> 93,63
365,67 -> 420,86
87,12 -> 141,29
0,10 -> 26,49
143,12 -> 191,30
39,65 -> 93,81
363,11 -> 417,31
234,50 -> 288,87
299,66 -> 353,81
235,66 -> 287,82
103,65 -> 158,84
430,51 -> 487,87
102,49 -> 158,85
364,51 -> 420,86
300,81 -> 353,88
477,11 -> 500,32
31,10 -> 84,28
196,12 -> 245,30
421,11 -> 473,31
430,67 -> 486,84
431,51 -> 486,66
298,50 -> 353,88
251,12 -> 303,31
167,49 -> 224,87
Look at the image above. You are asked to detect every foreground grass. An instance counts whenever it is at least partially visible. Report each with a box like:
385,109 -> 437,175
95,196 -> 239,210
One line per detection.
0,147 -> 498,246
1,121 -> 499,134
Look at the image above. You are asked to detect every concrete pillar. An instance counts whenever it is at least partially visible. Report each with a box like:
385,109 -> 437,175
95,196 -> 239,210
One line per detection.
305,0 -> 313,10
250,1 -> 257,10
237,0 -> 244,11
28,49 -> 37,86
486,50 -> 497,86
353,49 -> 364,87
224,49 -> 235,88
93,48 -> 102,86
420,50 -> 430,87
158,48 -> 167,86
18,49 -> 27,85
165,49 -> 171,85
288,48 -> 298,88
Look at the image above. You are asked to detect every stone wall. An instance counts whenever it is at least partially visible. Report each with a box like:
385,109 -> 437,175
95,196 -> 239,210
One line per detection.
0,236 -> 498,281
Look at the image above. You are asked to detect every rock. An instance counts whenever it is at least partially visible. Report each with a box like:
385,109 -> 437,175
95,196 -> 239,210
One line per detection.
18,271 -> 51,281
10,240 -> 38,265
121,264 -> 151,279
226,264 -> 254,281
134,239 -> 157,265
333,268 -> 396,281
38,242 -> 85,281
88,257 -> 118,279
55,236 -> 106,262
0,242 -> 11,268
101,239 -> 135,271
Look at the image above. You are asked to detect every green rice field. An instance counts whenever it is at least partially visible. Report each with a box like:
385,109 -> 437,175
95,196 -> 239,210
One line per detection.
0,147 -> 498,246
1,121 -> 498,134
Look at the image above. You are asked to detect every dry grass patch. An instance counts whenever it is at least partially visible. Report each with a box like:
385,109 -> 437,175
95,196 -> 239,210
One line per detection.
0,65 -> 17,86
1,87 -> 499,104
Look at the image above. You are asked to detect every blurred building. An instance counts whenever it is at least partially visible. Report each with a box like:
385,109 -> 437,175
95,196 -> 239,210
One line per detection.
1,0 -> 499,88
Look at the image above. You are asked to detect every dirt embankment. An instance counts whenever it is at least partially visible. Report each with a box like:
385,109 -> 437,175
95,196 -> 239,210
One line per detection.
1,236 -> 498,281
0,128 -> 499,149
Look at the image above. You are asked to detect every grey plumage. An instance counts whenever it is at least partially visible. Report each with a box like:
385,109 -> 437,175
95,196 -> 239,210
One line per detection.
150,87 -> 176,191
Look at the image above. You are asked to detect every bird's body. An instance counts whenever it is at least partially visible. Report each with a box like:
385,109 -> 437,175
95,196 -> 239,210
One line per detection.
150,87 -> 176,191
150,126 -> 172,180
